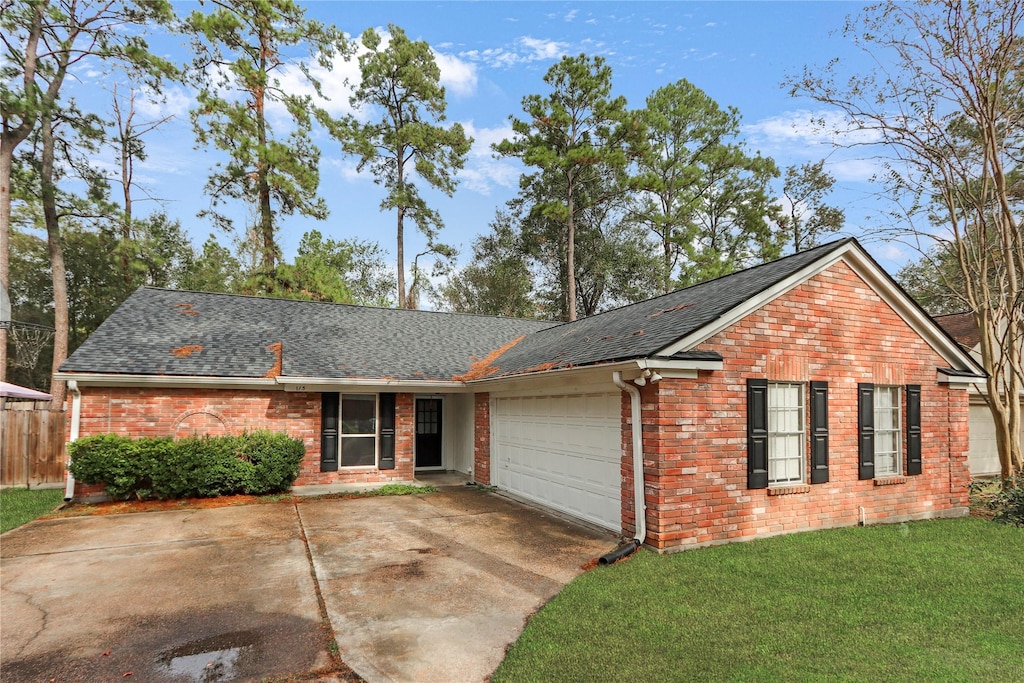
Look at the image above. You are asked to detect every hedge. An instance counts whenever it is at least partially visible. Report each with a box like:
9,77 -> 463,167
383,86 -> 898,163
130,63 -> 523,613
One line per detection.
68,431 -> 305,500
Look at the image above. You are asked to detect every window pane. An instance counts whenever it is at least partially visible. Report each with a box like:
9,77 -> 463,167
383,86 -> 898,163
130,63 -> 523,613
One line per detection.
342,395 -> 376,434
767,383 -> 805,485
341,436 -> 376,466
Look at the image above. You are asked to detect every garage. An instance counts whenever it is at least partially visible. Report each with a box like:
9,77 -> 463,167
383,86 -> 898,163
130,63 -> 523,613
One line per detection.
491,392 -> 622,531
969,402 -> 1023,478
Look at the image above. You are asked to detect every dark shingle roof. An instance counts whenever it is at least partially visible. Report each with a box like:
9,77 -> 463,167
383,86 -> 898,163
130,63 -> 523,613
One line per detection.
60,239 -> 858,382
59,289 -> 556,380
933,312 -> 980,350
485,239 -> 855,378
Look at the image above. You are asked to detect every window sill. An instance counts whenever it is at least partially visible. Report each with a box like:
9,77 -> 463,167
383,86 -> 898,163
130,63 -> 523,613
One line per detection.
873,476 -> 907,486
768,484 -> 811,496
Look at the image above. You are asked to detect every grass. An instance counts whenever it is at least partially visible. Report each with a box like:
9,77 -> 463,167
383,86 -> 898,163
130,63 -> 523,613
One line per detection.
494,518 -> 1024,683
0,488 -> 65,534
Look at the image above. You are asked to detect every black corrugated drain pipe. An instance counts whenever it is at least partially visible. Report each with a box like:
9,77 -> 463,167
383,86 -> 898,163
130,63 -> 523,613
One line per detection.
598,539 -> 641,566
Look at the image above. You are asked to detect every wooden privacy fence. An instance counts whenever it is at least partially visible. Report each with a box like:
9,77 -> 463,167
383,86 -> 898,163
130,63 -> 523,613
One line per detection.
1,405 -> 67,488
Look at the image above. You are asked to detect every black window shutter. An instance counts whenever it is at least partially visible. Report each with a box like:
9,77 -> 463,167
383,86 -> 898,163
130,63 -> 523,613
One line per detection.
906,384 -> 922,475
379,393 -> 396,470
810,381 -> 829,484
747,378 -> 769,489
320,393 -> 339,472
858,383 -> 875,480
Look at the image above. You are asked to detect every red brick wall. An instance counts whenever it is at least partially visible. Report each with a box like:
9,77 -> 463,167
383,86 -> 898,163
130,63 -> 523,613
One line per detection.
70,387 -> 416,497
473,392 -> 491,485
635,261 -> 970,551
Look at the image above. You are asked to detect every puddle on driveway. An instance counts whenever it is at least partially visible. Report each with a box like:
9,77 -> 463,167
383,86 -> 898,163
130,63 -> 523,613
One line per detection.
158,630 -> 259,682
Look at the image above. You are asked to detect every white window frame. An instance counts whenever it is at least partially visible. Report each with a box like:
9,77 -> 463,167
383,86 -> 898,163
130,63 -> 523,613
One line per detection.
339,393 -> 378,468
874,385 -> 902,477
768,382 -> 805,485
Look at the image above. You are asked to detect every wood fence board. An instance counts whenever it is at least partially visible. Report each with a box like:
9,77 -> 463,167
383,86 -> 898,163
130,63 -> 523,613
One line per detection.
1,409 -> 67,488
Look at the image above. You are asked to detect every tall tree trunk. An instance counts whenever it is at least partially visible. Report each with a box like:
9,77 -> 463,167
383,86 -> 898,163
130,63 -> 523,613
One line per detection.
0,1 -> 46,383
396,150 -> 407,309
41,113 -> 68,409
1,146 -> 13,383
396,205 -> 407,308
256,18 -> 275,279
566,178 -> 577,322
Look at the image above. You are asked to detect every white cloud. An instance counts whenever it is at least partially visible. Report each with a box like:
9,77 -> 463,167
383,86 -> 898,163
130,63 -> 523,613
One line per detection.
434,51 -> 478,97
519,36 -> 568,61
456,121 -> 522,195
565,10 -> 579,22
744,109 -> 883,148
459,36 -> 568,69
135,86 -> 193,119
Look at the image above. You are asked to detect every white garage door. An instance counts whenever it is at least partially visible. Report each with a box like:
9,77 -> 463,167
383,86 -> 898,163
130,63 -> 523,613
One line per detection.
969,403 -> 1023,478
492,393 -> 622,531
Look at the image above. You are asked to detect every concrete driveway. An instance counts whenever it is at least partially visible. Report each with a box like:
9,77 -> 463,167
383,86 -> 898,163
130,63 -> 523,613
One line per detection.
1,486 -> 615,682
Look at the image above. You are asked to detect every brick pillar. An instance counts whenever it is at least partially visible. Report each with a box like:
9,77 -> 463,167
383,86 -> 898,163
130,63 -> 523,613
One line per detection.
948,387 -> 971,508
395,393 -> 416,480
473,393 -> 491,485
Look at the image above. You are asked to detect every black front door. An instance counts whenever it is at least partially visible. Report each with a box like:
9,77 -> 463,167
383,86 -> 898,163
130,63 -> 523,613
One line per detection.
415,398 -> 443,468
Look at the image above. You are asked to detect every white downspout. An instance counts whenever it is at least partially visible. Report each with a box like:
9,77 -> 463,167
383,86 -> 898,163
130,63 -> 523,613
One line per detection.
613,371 -> 647,544
64,380 -> 81,501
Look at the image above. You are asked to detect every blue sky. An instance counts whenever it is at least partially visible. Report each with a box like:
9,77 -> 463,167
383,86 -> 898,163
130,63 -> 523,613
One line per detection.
72,1 -> 910,279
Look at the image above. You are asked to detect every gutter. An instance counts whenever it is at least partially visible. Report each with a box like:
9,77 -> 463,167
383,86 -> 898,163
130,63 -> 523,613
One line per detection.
64,380 -> 81,501
604,370 -> 648,564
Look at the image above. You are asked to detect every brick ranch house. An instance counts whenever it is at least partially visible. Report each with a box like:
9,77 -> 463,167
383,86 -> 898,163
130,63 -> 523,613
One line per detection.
57,239 -> 984,552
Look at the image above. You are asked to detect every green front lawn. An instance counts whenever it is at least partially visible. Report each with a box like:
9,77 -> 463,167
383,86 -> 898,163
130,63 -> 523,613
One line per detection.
0,488 -> 64,534
496,518 -> 1024,682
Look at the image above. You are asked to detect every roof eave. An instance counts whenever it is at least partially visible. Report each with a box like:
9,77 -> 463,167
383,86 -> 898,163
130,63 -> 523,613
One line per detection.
53,372 -> 279,390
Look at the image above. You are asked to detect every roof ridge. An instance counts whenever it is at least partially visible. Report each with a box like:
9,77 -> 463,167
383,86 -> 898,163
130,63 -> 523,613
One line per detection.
136,286 -> 555,325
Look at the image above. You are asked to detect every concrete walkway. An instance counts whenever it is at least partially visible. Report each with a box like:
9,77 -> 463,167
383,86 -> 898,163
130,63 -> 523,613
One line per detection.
1,486 -> 614,682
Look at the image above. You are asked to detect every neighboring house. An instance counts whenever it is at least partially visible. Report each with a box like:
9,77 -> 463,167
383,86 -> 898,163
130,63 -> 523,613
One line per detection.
934,311 -> 1023,479
57,239 -> 984,551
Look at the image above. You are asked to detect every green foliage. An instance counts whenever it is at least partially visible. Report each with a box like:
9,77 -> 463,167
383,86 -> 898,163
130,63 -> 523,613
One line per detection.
985,474 -> 1024,527
329,24 -> 471,308
438,211 -> 541,318
778,160 -> 845,252
495,54 -> 637,320
0,488 -> 65,534
69,431 -> 305,500
495,519 -> 1024,682
373,484 -> 436,496
185,0 -> 348,277
266,230 -> 395,305
633,78 -> 784,292
69,434 -> 169,500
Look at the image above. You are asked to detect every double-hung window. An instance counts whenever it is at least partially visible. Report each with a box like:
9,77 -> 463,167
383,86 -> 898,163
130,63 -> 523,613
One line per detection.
873,386 -> 901,476
768,383 -> 805,485
748,379 -> 828,489
859,383 -> 921,479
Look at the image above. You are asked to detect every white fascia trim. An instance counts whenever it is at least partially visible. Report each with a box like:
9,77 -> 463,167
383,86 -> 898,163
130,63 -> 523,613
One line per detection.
636,358 -> 724,372
275,377 -> 468,393
53,373 -> 278,390
937,372 -> 987,389
471,357 -> 720,390
655,243 -> 984,375
469,361 -> 637,391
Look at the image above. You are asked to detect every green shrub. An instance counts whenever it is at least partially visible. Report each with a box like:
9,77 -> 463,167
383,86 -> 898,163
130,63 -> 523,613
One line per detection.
988,473 -> 1024,527
240,431 -> 306,494
69,435 -> 168,500
68,431 -> 305,501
